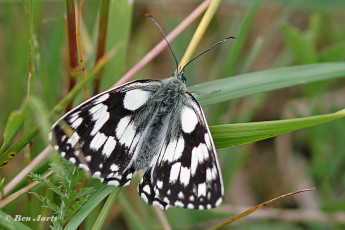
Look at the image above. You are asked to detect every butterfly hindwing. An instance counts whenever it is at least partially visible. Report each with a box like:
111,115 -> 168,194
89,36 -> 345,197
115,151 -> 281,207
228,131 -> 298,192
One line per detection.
138,92 -> 223,210
50,80 -> 161,186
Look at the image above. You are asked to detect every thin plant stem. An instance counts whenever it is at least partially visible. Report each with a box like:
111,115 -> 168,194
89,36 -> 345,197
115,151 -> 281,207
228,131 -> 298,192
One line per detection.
93,0 -> 110,95
66,0 -> 80,111
179,0 -> 222,69
0,171 -> 53,209
207,188 -> 316,230
2,146 -> 53,198
76,0 -> 89,99
153,207 -> 172,230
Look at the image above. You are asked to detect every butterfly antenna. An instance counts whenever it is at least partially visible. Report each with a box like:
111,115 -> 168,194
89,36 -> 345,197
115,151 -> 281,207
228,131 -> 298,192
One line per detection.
146,14 -> 179,71
182,36 -> 238,71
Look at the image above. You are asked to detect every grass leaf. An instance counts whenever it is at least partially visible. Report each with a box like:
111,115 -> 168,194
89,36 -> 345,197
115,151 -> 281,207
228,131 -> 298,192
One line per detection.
211,109 -> 345,149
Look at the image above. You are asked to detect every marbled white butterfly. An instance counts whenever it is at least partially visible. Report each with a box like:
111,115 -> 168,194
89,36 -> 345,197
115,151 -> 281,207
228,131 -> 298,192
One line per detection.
49,16 -> 236,210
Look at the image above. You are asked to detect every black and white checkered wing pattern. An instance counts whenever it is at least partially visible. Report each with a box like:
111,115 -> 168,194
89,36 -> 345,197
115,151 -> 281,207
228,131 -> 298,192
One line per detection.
49,80 -> 161,187
138,92 -> 224,210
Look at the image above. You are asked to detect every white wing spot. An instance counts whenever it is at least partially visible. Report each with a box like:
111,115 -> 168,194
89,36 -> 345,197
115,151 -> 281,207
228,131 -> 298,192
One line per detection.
191,147 -> 199,176
69,157 -> 76,164
123,89 -> 150,111
85,155 -> 92,162
116,116 -> 131,139
107,173 -> 114,178
178,191 -> 184,199
119,122 -> 136,147
173,137 -> 185,162
156,180 -> 163,189
163,139 -> 177,162
95,93 -> 109,104
169,162 -> 181,183
102,136 -> 116,158
206,168 -> 212,182
179,166 -> 190,187
143,185 -> 151,194
93,171 -> 101,178
207,191 -> 211,200
110,164 -> 119,171
204,133 -> 212,148
79,164 -> 89,172
68,112 -> 80,123
181,107 -> 198,133
207,204 -> 211,209
199,205 -> 204,210
141,193 -> 149,203
126,173 -> 132,180
71,117 -> 83,129
90,132 -> 107,151
107,180 -> 120,186
67,132 -> 80,147
61,152 -> 66,157
174,201 -> 184,207
198,183 -> 206,197
211,166 -> 217,180
187,203 -> 194,209
216,197 -> 223,207
192,143 -> 208,164
90,104 -> 109,136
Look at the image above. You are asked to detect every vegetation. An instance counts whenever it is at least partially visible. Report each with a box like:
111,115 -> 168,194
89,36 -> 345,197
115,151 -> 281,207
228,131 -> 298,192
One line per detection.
0,0 -> 345,229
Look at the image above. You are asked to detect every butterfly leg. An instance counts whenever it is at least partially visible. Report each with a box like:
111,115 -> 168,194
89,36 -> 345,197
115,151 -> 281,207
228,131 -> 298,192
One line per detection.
190,88 -> 220,96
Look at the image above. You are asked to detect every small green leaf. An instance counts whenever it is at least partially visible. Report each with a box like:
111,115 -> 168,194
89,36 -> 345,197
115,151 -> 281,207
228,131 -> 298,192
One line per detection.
0,103 -> 27,154
282,24 -> 317,64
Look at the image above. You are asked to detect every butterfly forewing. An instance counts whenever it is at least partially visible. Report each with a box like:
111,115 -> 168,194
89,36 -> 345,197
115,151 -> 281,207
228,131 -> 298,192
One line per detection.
137,92 -> 223,210
50,80 -> 161,186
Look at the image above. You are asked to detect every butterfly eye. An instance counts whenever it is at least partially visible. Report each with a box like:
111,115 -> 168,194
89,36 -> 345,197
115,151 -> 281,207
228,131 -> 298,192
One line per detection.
181,73 -> 186,83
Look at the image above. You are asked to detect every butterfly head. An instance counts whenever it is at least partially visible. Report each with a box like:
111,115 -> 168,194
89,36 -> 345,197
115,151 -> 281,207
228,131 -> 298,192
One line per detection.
172,69 -> 186,83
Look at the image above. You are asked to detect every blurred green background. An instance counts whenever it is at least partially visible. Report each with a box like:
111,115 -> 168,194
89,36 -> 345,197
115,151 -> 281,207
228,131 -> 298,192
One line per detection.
0,0 -> 345,229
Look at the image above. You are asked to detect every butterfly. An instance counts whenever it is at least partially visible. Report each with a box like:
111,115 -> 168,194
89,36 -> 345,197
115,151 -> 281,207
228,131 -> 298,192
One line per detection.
49,16 -> 235,210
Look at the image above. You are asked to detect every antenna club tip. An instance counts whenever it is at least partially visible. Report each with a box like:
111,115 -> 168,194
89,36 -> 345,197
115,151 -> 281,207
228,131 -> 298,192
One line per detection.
144,13 -> 151,17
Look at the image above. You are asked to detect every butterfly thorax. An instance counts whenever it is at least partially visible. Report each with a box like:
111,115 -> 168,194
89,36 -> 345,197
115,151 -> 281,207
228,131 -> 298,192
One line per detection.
133,76 -> 187,170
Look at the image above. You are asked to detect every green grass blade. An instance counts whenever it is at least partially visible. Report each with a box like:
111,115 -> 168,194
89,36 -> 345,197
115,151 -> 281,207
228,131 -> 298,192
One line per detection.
223,0 -> 259,76
190,62 -> 345,106
64,186 -> 116,230
211,109 -> 345,149
91,188 -> 121,230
